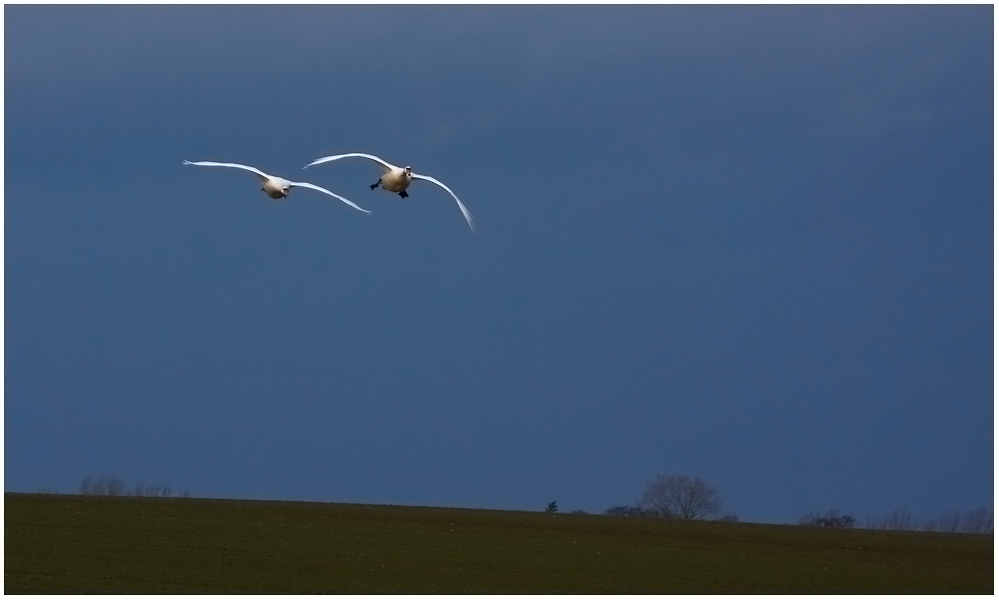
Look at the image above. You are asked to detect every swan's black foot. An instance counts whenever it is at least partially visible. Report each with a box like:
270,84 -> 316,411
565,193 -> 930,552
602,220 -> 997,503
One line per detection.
369,179 -> 381,190
399,190 -> 409,199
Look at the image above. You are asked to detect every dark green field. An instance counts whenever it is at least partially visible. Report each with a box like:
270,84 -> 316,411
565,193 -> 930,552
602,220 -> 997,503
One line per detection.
5,493 -> 992,593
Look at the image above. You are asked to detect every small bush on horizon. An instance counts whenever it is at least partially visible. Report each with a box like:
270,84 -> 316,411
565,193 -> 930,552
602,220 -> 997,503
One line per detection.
801,507 -> 994,534
798,509 -> 855,528
133,482 -> 174,498
79,475 -> 126,496
866,508 -> 916,531
78,476 -> 191,499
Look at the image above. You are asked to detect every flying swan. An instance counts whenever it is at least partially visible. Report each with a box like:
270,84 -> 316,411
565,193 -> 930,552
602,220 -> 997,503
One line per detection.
304,153 -> 474,231
183,160 -> 370,214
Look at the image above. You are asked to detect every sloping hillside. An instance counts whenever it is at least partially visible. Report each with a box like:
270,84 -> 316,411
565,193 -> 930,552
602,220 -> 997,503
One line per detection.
5,493 -> 992,593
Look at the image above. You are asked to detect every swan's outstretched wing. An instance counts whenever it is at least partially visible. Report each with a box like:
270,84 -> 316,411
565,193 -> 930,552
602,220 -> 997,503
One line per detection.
304,153 -> 395,173
289,181 -> 371,214
183,160 -> 270,182
412,173 -> 475,232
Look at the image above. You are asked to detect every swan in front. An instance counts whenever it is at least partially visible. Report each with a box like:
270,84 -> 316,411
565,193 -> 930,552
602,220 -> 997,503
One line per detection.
183,160 -> 370,214
304,153 -> 474,231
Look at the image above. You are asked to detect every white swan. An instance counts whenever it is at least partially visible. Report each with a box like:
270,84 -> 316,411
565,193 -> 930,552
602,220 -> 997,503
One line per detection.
304,153 -> 474,231
183,160 -> 370,214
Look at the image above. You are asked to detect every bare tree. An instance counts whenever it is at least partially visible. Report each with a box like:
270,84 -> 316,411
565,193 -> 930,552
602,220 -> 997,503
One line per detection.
106,477 -> 125,496
866,508 -> 918,531
79,475 -> 97,495
80,475 -> 187,498
79,475 -> 125,496
866,508 -> 992,534
134,483 -> 173,498
960,508 -> 993,534
639,474 -> 724,520
923,509 -> 963,533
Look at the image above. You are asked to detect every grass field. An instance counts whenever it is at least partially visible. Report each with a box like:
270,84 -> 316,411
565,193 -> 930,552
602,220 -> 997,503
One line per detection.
5,493 -> 992,593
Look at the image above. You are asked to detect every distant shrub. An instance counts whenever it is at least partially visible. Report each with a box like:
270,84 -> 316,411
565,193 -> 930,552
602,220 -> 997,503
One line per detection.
79,476 -> 190,498
133,483 -> 174,498
958,508 -> 993,534
799,509 -> 855,528
79,475 -> 126,496
604,505 -> 656,518
866,508 -> 917,531
865,507 -> 992,534
923,509 -> 963,533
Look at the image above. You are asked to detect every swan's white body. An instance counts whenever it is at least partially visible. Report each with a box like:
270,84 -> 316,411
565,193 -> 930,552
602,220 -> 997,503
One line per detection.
304,153 -> 474,231
183,160 -> 370,213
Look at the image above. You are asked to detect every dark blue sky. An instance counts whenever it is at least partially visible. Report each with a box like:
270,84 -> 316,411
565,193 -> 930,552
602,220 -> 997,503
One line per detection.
5,6 -> 993,523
